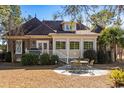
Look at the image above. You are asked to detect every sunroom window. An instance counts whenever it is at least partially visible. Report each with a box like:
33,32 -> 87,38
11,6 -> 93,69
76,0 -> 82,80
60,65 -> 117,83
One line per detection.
70,41 -> 79,49
15,40 -> 22,54
56,41 -> 66,49
84,41 -> 93,51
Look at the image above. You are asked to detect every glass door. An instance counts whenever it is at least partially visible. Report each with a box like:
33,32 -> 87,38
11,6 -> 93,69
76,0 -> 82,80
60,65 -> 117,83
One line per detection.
37,41 -> 49,54
42,42 -> 48,53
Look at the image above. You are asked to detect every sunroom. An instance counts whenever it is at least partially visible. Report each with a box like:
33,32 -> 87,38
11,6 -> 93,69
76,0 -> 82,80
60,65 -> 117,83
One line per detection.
50,31 -> 99,63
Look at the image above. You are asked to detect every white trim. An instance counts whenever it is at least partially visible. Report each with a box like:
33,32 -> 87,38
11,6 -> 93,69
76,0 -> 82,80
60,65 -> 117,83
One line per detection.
55,39 -> 67,42
15,40 -> 22,54
69,39 -> 80,42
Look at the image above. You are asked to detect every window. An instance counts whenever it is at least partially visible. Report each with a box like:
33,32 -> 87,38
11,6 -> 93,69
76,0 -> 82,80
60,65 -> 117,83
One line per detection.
70,41 -> 79,49
31,41 -> 36,48
16,40 -> 22,54
65,24 -> 70,30
38,43 -> 42,49
84,41 -> 93,50
56,41 -> 66,49
43,43 -> 47,49
65,24 -> 76,31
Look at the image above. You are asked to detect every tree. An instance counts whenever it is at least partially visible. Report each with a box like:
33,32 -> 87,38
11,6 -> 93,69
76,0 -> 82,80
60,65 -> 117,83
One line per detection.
0,6 -> 11,31
99,27 -> 123,62
54,5 -> 97,22
53,14 -> 58,21
23,14 -> 33,22
117,33 -> 124,61
76,15 -> 83,23
0,5 -> 22,63
90,10 -> 115,27
54,5 -> 124,27
10,5 -> 22,25
0,5 -> 22,31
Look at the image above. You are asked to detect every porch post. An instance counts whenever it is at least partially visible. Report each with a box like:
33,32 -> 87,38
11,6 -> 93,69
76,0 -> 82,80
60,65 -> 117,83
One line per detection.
11,40 -> 15,63
80,39 -> 83,58
66,38 -> 69,64
94,38 -> 97,51
52,38 -> 55,55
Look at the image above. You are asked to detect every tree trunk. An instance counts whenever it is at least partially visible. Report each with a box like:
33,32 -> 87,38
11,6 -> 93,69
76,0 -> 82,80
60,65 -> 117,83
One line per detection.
114,44 -> 117,62
8,15 -> 16,63
120,48 -> 123,62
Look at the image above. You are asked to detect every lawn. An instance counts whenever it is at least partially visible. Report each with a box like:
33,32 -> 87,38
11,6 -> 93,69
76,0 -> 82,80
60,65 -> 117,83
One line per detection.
0,62 -> 123,88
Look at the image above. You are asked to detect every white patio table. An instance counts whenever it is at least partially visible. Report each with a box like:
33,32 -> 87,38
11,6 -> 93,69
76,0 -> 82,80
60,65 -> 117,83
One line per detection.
80,60 -> 89,64
70,60 -> 89,65
70,60 -> 89,73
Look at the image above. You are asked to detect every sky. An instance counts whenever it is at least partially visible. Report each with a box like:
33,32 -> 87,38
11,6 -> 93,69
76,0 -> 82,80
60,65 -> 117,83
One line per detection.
20,5 -> 90,26
20,5 -> 63,20
20,6 -> 124,28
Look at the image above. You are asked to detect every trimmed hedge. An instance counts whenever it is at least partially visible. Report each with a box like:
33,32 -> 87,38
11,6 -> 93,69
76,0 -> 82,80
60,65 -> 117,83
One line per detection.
21,53 -> 59,66
83,50 -> 97,61
39,53 -> 50,65
50,55 -> 59,65
21,53 -> 39,66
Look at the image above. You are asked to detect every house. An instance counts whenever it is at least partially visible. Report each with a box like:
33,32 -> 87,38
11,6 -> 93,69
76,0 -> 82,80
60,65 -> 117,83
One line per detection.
5,17 -> 99,63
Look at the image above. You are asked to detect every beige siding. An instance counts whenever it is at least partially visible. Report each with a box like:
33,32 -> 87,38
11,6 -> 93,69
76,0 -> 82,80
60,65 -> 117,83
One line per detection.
69,50 -> 80,58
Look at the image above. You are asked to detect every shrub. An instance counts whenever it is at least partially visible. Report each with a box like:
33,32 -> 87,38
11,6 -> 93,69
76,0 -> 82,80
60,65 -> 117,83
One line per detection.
0,52 -> 5,61
21,53 -> 39,66
5,52 -> 11,62
83,50 -> 97,61
97,50 -> 107,64
107,51 -> 113,63
97,50 -> 112,64
110,69 -> 124,87
39,53 -> 50,65
50,55 -> 59,65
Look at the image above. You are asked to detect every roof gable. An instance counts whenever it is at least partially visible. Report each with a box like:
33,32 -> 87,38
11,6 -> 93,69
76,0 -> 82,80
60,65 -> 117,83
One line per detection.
27,22 -> 55,35
22,17 -> 42,34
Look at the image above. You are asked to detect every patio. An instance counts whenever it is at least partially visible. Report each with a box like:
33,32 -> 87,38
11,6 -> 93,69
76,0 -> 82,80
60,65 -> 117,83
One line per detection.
54,65 -> 109,76
0,62 -> 123,88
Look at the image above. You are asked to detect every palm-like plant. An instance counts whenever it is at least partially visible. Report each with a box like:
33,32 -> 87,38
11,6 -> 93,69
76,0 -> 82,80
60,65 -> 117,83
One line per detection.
99,27 -> 123,62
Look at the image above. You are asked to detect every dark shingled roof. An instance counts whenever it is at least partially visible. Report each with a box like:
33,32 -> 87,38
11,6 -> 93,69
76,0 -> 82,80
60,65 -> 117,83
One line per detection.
14,18 -> 90,35
27,22 -> 55,35
91,25 -> 104,33
42,20 -> 63,31
22,17 -> 42,34
76,23 -> 90,30
42,20 -> 89,33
